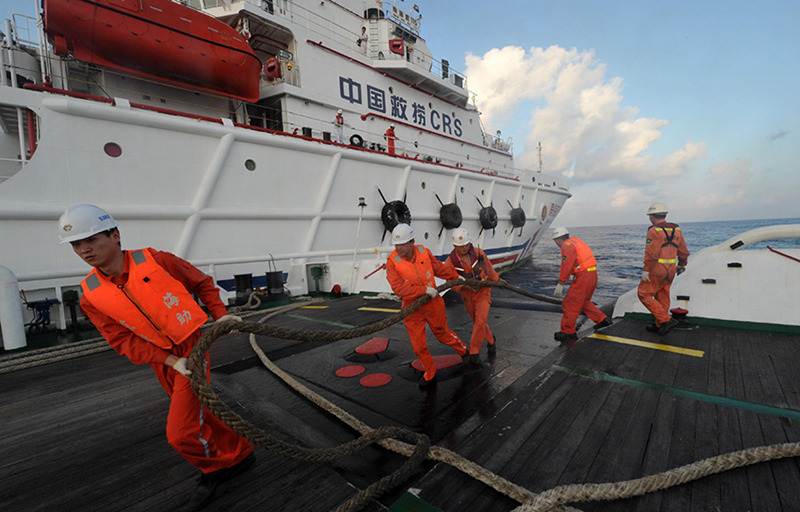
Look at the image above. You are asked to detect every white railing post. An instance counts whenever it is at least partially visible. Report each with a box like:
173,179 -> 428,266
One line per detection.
0,265 -> 26,350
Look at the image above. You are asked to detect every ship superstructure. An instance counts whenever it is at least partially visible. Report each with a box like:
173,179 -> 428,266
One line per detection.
0,0 -> 570,339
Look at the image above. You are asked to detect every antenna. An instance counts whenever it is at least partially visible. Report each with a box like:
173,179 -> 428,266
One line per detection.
537,141 -> 543,173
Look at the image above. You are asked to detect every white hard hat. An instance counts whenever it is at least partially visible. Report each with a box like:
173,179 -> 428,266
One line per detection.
451,227 -> 470,246
58,204 -> 118,244
337,109 -> 343,114
647,202 -> 669,215
551,226 -> 569,239
391,223 -> 414,245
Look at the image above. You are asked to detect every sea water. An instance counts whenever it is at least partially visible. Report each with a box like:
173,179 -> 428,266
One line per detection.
509,217 -> 800,307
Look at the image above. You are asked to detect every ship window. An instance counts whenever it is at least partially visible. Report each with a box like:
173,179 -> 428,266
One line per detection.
104,143 -> 122,158
420,182 -> 426,189
245,159 -> 256,171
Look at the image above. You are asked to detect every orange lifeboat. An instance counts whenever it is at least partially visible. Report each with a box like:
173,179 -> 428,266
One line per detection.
43,0 -> 262,101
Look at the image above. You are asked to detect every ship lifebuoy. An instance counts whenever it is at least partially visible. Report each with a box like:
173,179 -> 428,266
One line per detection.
381,200 -> 411,232
510,207 -> 526,228
479,206 -> 498,229
439,203 -> 462,229
350,134 -> 364,147
264,58 -> 281,79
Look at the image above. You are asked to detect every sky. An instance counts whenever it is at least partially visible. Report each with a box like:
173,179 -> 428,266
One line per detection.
3,1 -> 799,227
417,0 -> 800,227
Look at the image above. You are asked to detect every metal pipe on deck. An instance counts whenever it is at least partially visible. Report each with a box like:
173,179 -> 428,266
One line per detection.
0,265 -> 26,350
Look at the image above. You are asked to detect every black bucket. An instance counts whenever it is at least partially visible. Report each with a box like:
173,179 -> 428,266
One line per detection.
234,273 -> 253,305
266,271 -> 284,296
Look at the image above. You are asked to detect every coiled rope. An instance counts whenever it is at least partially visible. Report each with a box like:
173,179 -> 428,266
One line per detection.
186,278 -> 800,512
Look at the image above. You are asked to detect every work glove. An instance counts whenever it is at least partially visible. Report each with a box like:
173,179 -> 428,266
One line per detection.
553,283 -> 564,297
641,270 -> 650,282
216,314 -> 242,324
172,357 -> 192,377
677,265 -> 686,275
425,286 -> 438,298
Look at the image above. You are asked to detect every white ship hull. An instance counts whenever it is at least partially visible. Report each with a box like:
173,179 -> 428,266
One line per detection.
0,0 -> 570,336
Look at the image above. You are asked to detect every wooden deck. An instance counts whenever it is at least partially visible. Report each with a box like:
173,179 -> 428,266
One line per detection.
410,317 -> 800,511
2,294 -> 800,511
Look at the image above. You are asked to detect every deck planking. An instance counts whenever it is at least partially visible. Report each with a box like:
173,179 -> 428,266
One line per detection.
3,294 -> 800,511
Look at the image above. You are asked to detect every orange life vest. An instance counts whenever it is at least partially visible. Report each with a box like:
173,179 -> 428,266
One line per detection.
564,237 -> 597,273
390,245 -> 436,287
448,244 -> 489,280
81,248 -> 208,348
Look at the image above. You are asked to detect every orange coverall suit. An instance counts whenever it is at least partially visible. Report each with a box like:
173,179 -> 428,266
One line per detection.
385,127 -> 397,155
637,222 -> 689,326
386,245 -> 467,381
559,237 -> 607,334
80,248 -> 253,474
445,244 -> 499,355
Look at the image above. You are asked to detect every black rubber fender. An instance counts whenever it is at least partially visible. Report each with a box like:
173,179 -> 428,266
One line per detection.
510,207 -> 526,228
439,203 -> 462,229
349,134 -> 364,147
479,206 -> 498,229
381,200 -> 411,232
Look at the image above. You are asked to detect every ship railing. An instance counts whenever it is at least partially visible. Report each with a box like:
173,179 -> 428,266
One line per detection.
6,243 -> 395,342
8,13 -> 40,48
483,131 -> 513,153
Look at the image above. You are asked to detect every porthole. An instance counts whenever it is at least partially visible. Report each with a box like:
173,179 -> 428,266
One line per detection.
104,142 -> 122,158
421,182 -> 426,189
245,159 -> 256,171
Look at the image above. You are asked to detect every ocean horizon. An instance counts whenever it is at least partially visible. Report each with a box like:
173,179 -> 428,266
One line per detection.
509,216 -> 800,306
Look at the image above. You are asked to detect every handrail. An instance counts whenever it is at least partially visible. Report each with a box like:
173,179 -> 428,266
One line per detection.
22,83 -> 526,181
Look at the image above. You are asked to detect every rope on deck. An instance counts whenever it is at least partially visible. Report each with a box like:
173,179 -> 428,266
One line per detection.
187,278 -> 562,511
512,442 -> 800,511
0,297 -> 320,374
188,279 -> 800,512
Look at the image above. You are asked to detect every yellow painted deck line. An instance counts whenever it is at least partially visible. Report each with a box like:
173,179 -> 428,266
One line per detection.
358,307 -> 402,313
300,305 -> 329,309
588,333 -> 705,358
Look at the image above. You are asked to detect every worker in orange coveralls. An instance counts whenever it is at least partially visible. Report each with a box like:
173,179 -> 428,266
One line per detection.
386,223 -> 468,388
638,202 -> 689,335
445,227 -> 500,364
552,226 -> 612,347
58,204 -> 254,511
385,123 -> 397,155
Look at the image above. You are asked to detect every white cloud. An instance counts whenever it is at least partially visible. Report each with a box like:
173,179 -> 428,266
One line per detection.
708,158 -> 750,188
465,45 -> 707,185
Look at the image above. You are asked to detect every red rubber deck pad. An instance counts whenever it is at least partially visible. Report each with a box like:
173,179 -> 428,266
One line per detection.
335,365 -> 366,377
355,337 -> 389,355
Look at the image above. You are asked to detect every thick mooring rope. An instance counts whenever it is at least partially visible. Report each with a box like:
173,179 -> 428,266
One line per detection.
187,279 -> 800,511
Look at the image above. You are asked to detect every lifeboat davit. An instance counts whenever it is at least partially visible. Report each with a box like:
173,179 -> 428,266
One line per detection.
43,0 -> 262,102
